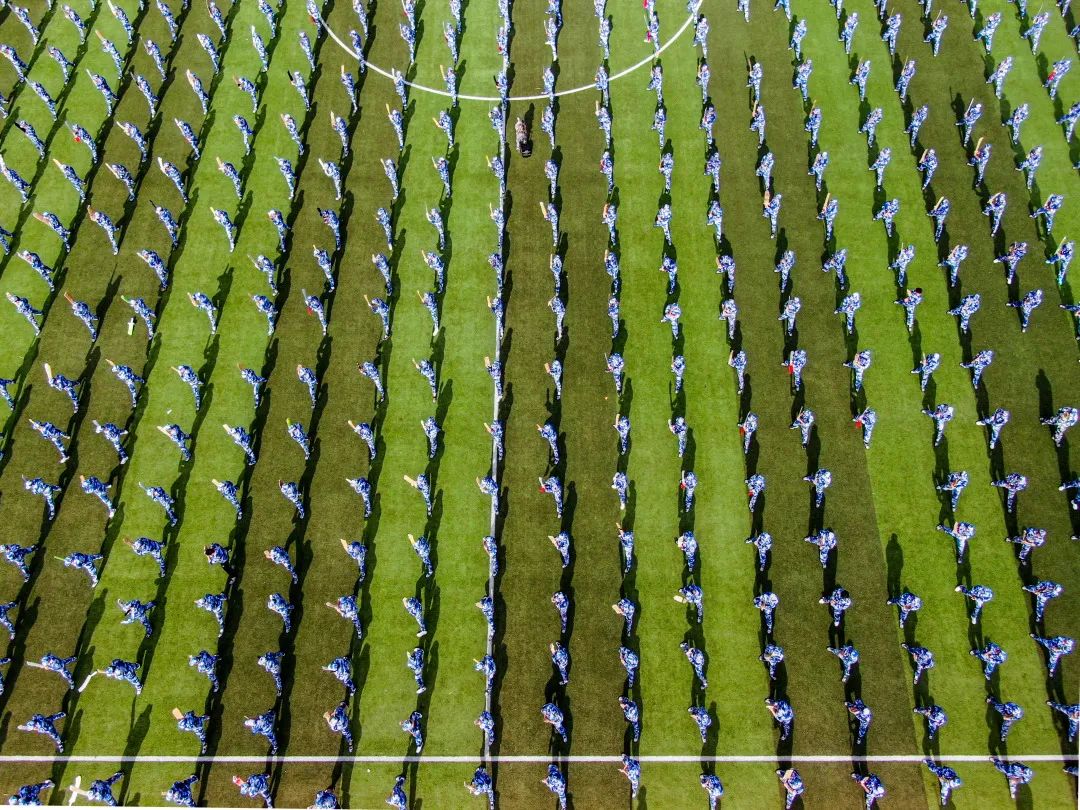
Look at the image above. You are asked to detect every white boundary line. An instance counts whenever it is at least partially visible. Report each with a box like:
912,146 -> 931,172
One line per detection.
1,754 -> 1074,764
319,3 -> 701,103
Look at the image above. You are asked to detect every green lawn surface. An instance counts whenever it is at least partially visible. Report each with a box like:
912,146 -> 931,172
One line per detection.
0,0 -> 1075,807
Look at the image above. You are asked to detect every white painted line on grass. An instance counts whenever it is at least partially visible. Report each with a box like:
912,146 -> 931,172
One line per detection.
1,754 -> 1074,764
320,3 -> 701,103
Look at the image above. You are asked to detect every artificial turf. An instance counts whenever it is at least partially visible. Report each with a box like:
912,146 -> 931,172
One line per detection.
0,0 -> 1076,807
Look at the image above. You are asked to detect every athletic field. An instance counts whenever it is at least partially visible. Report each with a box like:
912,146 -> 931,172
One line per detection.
0,0 -> 1076,806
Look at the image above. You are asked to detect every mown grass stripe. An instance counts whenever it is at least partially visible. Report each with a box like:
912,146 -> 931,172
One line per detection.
50,2 -> 311,802
794,1 -> 1076,806
607,0 -> 785,804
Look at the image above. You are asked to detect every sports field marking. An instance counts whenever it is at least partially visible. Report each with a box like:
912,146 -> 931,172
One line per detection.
320,2 -> 702,103
2,754 -> 1074,764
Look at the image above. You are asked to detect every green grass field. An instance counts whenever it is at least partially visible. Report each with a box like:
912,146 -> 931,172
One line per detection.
0,0 -> 1076,806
